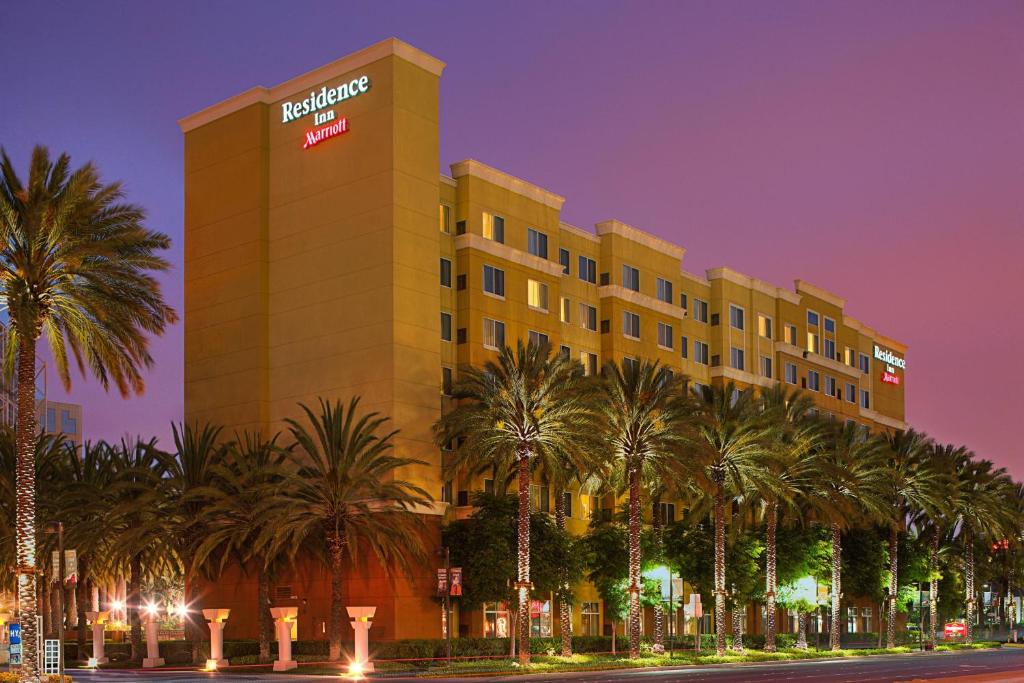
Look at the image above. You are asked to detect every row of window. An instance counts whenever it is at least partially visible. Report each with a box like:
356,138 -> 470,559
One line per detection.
782,362 -> 871,408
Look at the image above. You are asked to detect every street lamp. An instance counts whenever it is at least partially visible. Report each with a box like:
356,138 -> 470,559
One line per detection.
43,521 -> 64,680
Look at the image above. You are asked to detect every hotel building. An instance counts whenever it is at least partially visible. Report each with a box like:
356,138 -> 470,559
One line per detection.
181,38 -> 907,643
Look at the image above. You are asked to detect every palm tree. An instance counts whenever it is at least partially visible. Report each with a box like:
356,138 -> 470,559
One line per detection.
271,398 -> 432,662
193,432 -> 290,662
435,341 -> 598,665
948,451 -> 1014,644
0,145 -> 176,677
882,429 -> 941,648
756,385 -> 819,652
690,383 -> 775,656
597,360 -> 689,658
165,422 -> 230,661
806,422 -> 887,650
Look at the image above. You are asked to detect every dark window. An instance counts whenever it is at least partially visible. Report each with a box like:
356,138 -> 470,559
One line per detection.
440,313 -> 452,341
600,319 -> 610,334
527,229 -> 548,259
680,293 -> 688,310
711,313 -> 720,326
456,220 -> 466,235
681,336 -> 689,359
456,274 -> 466,290
599,272 -> 610,286
456,328 -> 467,344
578,256 -> 597,284
711,354 -> 721,367
559,248 -> 570,274
563,491 -> 573,517
442,367 -> 453,395
440,258 -> 451,287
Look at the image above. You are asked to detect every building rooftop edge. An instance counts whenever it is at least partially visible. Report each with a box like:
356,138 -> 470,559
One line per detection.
794,279 -> 846,309
595,219 -> 686,259
178,37 -> 446,133
449,159 -> 566,210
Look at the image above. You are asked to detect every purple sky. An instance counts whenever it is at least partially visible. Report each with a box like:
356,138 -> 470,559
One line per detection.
2,1 -> 1021,475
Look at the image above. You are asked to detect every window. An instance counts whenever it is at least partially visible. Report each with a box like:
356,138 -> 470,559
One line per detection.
580,352 -> 598,377
860,390 -> 870,409
530,599 -> 553,637
440,313 -> 452,341
758,314 -> 773,339
578,256 -> 596,284
694,341 -> 709,365
681,335 -> 689,359
680,292 -> 688,310
527,228 -> 548,259
693,298 -> 709,323
439,204 -> 451,233
622,356 -> 640,374
531,484 -> 550,513
484,602 -> 510,638
656,278 -> 673,304
483,319 -> 505,350
559,248 -> 570,274
527,279 -> 549,311
657,502 -> 676,524
824,338 -> 836,361
825,376 -> 837,397
859,353 -> 870,374
730,347 -> 745,371
845,347 -> 856,367
842,383 -> 854,403
622,311 -> 640,339
785,324 -> 798,346
440,258 -> 451,287
456,274 -> 466,290
581,602 -> 600,636
560,297 -> 571,323
456,328 -> 466,344
807,331 -> 820,354
483,265 -> 505,297
824,317 -> 836,333
622,265 -> 640,292
563,491 -> 573,518
482,212 -> 504,243
807,311 -> 819,327
559,345 -> 570,359
862,607 -> 872,633
46,407 -> 57,433
657,323 -> 673,349
847,607 -> 858,633
442,367 -> 453,395
785,362 -> 797,384
729,305 -> 745,330
580,304 -> 597,331
808,370 -> 820,392
484,478 -> 495,495
528,330 -> 549,348
600,319 -> 610,334
61,410 -> 77,435
760,356 -> 772,378
456,219 -> 466,235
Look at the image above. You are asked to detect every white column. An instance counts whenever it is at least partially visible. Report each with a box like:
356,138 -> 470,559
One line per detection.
347,606 -> 376,674
142,615 -> 164,668
270,607 -> 298,672
0,612 -> 10,664
203,609 -> 230,668
85,611 -> 109,664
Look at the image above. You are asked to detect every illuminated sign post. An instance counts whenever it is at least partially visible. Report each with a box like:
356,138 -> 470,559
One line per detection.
281,74 -> 370,150
874,345 -> 905,386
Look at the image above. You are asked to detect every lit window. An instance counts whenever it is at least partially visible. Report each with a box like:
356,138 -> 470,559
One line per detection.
482,212 -> 504,243
760,356 -> 772,378
581,602 -> 601,636
785,362 -> 797,384
730,347 -> 745,371
484,602 -> 510,638
808,370 -> 821,392
527,228 -> 548,259
656,278 -> 673,304
560,297 -> 571,323
440,313 -> 452,342
693,299 -> 709,323
483,265 -> 505,297
439,204 -> 451,233
657,323 -> 674,349
729,305 -> 745,330
579,304 -> 597,331
807,331 -> 820,354
622,265 -> 640,292
758,315 -> 773,339
440,258 -> 451,287
527,279 -> 549,311
483,319 -> 505,350
578,256 -> 596,284
785,324 -> 797,346
694,341 -> 709,365
845,347 -> 856,367
622,311 -> 640,339
580,352 -> 598,376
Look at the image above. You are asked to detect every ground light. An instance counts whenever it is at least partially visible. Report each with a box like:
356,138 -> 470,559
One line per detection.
346,660 -> 365,679
205,659 -> 218,671
87,658 -> 98,668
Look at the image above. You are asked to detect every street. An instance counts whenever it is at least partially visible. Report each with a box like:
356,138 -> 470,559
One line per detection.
59,648 -> 1024,682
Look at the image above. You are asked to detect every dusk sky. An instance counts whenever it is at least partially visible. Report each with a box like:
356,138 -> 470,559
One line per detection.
1,2 -> 1021,475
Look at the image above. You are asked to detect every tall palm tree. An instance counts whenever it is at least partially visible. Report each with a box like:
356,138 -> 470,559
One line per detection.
0,145 -> 176,678
882,429 -> 941,648
271,398 -> 431,662
948,451 -> 1014,644
192,432 -> 290,662
435,341 -> 598,665
597,360 -> 689,658
690,383 -> 775,656
806,422 -> 887,650
756,385 -> 819,653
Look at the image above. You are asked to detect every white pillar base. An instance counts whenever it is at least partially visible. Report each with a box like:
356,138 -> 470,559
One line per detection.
142,657 -> 165,668
273,660 -> 298,671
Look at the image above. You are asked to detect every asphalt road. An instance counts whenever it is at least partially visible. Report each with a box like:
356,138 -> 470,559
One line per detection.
44,648 -> 1024,682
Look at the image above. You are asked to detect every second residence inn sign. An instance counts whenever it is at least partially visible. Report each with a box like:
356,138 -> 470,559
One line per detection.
280,74 -> 371,149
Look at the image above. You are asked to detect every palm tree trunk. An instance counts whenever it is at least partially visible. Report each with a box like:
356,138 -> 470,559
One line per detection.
930,527 -> 939,649
76,561 -> 89,659
627,466 -> 642,659
15,334 -> 40,679
796,611 -> 808,649
554,489 -> 572,657
328,534 -> 345,661
830,522 -> 842,651
257,562 -> 272,662
714,479 -> 727,656
764,501 -> 778,652
516,453 -> 532,666
184,572 -> 204,663
965,528 -> 975,645
887,525 -> 898,649
651,492 -> 664,655
42,580 -> 52,636
129,554 -> 144,662
731,600 -> 744,652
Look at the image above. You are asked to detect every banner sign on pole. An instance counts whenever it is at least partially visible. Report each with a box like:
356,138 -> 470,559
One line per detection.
9,622 -> 21,666
449,568 -> 463,597
436,568 -> 448,597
